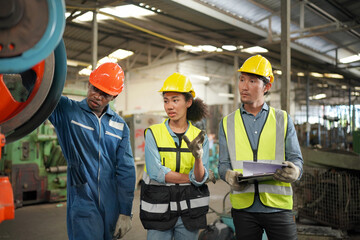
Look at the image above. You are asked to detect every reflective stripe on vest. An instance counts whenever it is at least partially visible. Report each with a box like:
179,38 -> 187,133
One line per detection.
145,120 -> 200,174
223,107 -> 293,210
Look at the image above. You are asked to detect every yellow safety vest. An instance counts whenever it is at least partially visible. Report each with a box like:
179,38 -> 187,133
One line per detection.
141,120 -> 209,231
145,119 -> 201,174
223,107 -> 293,210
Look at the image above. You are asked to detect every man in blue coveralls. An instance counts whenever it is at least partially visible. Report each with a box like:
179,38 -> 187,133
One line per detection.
49,62 -> 136,240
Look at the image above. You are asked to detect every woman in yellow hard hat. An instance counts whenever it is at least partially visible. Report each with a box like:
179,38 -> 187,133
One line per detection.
140,72 -> 210,240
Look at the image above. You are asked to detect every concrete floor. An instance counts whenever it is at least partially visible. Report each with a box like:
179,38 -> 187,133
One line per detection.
0,180 -> 229,240
1,180 -> 359,240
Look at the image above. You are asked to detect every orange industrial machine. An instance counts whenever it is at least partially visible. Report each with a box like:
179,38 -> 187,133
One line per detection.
0,0 -> 67,223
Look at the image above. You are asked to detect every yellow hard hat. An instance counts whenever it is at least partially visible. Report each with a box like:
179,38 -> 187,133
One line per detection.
238,55 -> 274,83
159,72 -> 196,98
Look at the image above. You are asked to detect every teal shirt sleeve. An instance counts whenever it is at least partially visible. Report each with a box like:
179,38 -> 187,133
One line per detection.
144,130 -> 171,184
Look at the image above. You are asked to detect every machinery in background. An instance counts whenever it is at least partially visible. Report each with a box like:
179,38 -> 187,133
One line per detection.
0,0 -> 67,223
0,121 -> 67,208
125,114 -> 164,185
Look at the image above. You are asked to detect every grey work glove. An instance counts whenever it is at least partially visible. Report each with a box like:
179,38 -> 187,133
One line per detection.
225,170 -> 249,192
206,169 -> 216,184
183,130 -> 205,160
273,161 -> 300,183
113,214 -> 132,239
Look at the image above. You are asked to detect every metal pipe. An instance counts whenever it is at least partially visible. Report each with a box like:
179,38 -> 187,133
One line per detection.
47,166 -> 67,173
306,72 -> 310,147
91,9 -> 98,70
281,0 -> 291,112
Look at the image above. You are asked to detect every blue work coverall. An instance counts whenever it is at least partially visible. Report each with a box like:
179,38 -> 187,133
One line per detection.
49,96 -> 136,240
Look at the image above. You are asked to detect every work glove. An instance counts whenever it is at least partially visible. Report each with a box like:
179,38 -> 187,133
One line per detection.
183,130 -> 205,160
113,214 -> 132,239
225,170 -> 249,192
206,169 -> 216,184
273,161 -> 300,183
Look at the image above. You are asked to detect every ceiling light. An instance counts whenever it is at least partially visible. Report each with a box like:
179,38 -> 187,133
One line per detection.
297,72 -> 305,76
324,73 -> 344,79
273,70 -> 282,75
97,57 -> 118,66
139,3 -> 145,6
216,48 -> 223,52
109,49 -> 134,60
74,12 -> 112,22
100,4 -> 155,19
184,45 -> 202,52
355,86 -> 360,91
341,85 -> 347,89
218,93 -> 234,98
199,45 -> 217,52
79,68 -> 92,76
352,92 -> 360,96
339,54 -> 360,64
310,72 -> 324,78
157,9 -> 162,12
151,7 -> 156,10
310,93 -> 326,100
241,46 -> 268,54
222,45 -> 237,51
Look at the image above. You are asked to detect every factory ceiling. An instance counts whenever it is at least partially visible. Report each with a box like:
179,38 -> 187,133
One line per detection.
64,0 -> 360,105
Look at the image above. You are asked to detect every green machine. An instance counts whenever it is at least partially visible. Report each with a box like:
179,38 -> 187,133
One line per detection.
0,121 -> 67,207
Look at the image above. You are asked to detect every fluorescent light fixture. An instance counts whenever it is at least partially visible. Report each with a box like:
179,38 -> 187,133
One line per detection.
297,72 -> 305,76
65,12 -> 71,18
79,68 -> 92,76
183,45 -> 202,52
339,54 -> 360,64
316,83 -> 328,88
216,48 -> 223,52
352,92 -> 360,96
109,49 -> 134,60
74,12 -> 112,22
241,46 -> 268,54
324,73 -> 344,79
310,72 -> 324,78
341,85 -> 347,89
218,93 -> 234,98
67,59 -> 90,67
222,45 -> 237,51
199,45 -> 217,52
355,86 -> 360,91
310,93 -> 326,100
98,57 -> 118,66
273,70 -> 282,75
191,75 -> 210,81
100,5 -> 155,19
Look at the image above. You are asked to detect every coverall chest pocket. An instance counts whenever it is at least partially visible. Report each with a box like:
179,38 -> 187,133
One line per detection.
140,181 -> 171,222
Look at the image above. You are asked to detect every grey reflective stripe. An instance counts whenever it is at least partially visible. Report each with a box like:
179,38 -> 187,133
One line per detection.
142,172 -> 191,186
226,112 -> 243,170
169,201 -> 188,211
275,109 -> 285,161
258,184 -> 293,195
190,196 -> 209,208
141,200 -> 169,213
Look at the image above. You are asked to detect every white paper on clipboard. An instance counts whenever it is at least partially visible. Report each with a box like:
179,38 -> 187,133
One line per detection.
237,161 -> 287,183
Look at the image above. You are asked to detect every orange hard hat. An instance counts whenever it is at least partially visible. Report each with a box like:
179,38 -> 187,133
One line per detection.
89,62 -> 124,96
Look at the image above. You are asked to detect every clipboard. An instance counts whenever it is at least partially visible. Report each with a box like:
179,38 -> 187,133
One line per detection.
237,161 -> 287,183
237,173 -> 274,183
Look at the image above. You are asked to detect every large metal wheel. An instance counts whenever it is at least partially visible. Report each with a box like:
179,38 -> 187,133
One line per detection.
0,0 -> 65,74
1,40 -> 67,143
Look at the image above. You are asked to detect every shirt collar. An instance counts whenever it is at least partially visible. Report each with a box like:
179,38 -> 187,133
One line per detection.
240,102 -> 269,115
165,119 -> 190,137
79,98 -> 115,116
